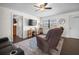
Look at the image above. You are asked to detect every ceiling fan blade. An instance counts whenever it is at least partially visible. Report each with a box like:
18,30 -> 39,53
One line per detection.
44,3 -> 48,6
45,7 -> 52,9
34,5 -> 40,8
35,9 -> 40,11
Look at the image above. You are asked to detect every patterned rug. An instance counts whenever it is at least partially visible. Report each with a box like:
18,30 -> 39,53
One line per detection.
14,37 -> 64,55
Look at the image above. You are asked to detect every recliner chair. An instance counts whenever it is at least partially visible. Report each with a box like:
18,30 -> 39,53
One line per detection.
0,37 -> 11,49
36,27 -> 64,54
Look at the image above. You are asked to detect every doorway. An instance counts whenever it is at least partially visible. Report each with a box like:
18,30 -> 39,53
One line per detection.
13,18 -> 17,40
13,15 -> 23,43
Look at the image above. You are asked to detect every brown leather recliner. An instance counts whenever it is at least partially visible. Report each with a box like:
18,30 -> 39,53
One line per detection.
36,27 -> 64,53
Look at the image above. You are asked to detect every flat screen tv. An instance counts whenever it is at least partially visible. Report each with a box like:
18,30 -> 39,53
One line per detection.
28,19 -> 37,26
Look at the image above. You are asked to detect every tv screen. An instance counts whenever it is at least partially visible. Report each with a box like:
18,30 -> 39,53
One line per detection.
28,19 -> 37,26
28,19 -> 33,26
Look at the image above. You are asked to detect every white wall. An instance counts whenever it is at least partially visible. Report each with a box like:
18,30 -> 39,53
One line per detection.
16,16 -> 23,38
41,11 -> 79,38
0,7 -> 12,41
0,10 -> 2,38
0,7 -> 40,42
23,17 -> 40,38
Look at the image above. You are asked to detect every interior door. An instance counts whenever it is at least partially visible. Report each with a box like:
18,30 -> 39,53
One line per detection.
13,24 -> 16,39
69,16 -> 79,38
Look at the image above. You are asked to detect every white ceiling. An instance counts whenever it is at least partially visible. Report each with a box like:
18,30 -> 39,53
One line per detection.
0,3 -> 79,17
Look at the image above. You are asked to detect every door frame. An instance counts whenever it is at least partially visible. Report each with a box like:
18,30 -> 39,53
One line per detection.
11,13 -> 23,42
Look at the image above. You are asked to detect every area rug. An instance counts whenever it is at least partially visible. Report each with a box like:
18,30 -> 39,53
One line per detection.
14,37 -> 64,55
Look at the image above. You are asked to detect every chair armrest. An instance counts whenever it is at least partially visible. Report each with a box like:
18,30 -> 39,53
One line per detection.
38,34 -> 46,38
36,35 -> 47,40
36,36 -> 49,52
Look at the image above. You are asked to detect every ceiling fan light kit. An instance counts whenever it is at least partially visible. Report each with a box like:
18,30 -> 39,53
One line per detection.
40,8 -> 45,11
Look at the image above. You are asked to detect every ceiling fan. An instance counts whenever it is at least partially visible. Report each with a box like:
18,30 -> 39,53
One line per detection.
34,3 -> 52,11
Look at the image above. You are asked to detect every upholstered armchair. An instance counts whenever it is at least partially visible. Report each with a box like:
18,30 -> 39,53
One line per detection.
0,37 -> 11,49
36,27 -> 64,54
0,37 -> 24,55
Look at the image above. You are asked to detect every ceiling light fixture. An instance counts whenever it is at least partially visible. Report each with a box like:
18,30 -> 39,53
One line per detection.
34,3 -> 52,11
